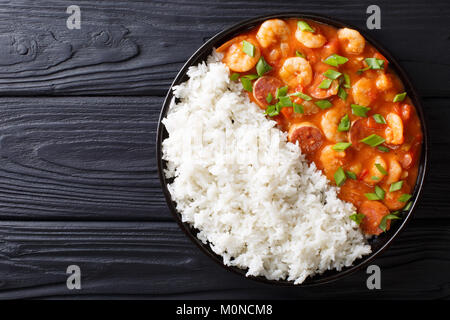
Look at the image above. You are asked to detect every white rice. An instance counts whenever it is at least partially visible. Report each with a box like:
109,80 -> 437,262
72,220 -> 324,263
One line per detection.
162,53 -> 371,284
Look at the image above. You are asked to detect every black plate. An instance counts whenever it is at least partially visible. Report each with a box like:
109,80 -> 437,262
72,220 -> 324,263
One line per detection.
156,13 -> 429,286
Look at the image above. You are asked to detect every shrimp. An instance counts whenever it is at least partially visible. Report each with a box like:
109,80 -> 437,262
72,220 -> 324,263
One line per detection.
375,73 -> 393,91
359,200 -> 390,235
295,26 -> 326,48
319,144 -> 346,180
279,57 -> 313,87
386,158 -> 402,185
351,77 -> 377,106
363,155 -> 387,185
337,28 -> 365,55
217,36 -> 261,72
321,107 -> 347,142
385,113 -> 404,145
256,19 -> 290,61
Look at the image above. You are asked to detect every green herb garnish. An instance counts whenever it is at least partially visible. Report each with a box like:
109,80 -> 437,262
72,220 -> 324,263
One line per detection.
337,87 -> 347,100
351,104 -> 371,117
240,77 -> 253,92
266,92 -> 273,104
346,171 -> 357,180
360,134 -> 385,147
349,213 -> 365,225
293,103 -> 304,114
334,167 -> 347,186
338,114 -> 350,132
378,146 -> 390,152
343,73 -> 351,88
375,163 -> 387,175
297,20 -> 314,32
323,69 -> 342,80
295,51 -> 305,58
323,54 -> 348,67
256,57 -> 272,76
332,142 -> 352,151
230,73 -> 240,81
289,91 -> 312,101
393,92 -> 407,102
389,181 -> 403,192
276,86 -> 288,99
242,40 -> 255,57
315,99 -> 333,109
399,194 -> 412,202
379,214 -> 401,232
373,114 -> 386,124
318,78 -> 333,89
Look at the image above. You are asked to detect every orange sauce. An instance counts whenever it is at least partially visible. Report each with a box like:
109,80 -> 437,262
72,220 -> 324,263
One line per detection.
217,19 -> 422,235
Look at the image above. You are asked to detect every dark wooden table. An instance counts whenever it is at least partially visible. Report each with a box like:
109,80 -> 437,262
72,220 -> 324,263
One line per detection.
0,0 -> 448,299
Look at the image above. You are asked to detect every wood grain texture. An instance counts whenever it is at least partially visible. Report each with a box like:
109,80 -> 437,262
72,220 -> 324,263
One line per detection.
0,0 -> 446,97
0,220 -> 448,299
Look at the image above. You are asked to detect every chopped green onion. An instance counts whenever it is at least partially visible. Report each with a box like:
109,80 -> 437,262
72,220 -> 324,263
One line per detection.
375,163 -> 387,175
356,66 -> 371,75
343,73 -> 351,88
373,114 -> 386,124
334,167 -> 347,186
230,73 -> 240,81
349,213 -> 365,225
351,104 -> 371,117
332,142 -> 352,151
318,78 -> 333,89
337,87 -> 347,100
293,103 -> 304,114
315,99 -> 333,109
256,57 -> 272,76
323,69 -> 342,80
265,105 -> 279,117
371,176 -> 380,181
360,134 -> 385,147
393,92 -> 407,102
323,54 -> 348,67
389,181 -> 403,192
289,92 -> 312,101
297,20 -> 315,32
240,77 -> 253,92
379,214 -> 401,232
295,50 -> 305,58
375,185 -> 385,200
276,86 -> 288,99
399,194 -> 412,202
266,92 -> 273,104
346,170 -> 357,180
378,146 -> 390,152
403,201 -> 413,211
278,96 -> 293,107
242,40 -> 255,57
364,193 -> 380,200
338,114 -> 350,132
365,57 -> 384,70
242,74 -> 259,80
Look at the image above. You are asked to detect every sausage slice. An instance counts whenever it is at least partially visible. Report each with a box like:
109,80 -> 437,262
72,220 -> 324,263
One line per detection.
288,122 -> 324,154
253,76 -> 283,108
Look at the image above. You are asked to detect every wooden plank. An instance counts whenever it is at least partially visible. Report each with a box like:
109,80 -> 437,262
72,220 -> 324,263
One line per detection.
0,0 -> 447,96
0,96 -> 169,221
0,220 -> 448,299
0,96 -> 446,221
